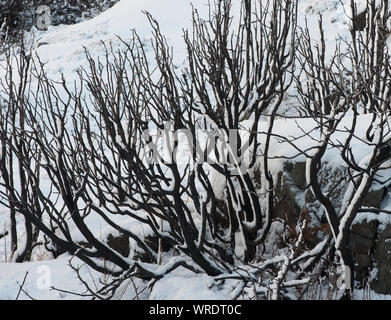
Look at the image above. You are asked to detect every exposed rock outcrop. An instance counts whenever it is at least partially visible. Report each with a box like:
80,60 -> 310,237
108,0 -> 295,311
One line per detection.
107,233 -> 130,258
270,161 -> 391,293
349,218 -> 378,284
373,221 -> 391,294
214,158 -> 391,293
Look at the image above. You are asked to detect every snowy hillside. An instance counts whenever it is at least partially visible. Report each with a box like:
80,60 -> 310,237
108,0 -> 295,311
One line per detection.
22,0 -> 351,81
32,0 -> 212,81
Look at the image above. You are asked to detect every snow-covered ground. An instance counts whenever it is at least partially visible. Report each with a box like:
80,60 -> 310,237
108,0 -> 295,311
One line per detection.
5,0 -> 351,82
31,0 -> 213,82
0,0 -> 390,300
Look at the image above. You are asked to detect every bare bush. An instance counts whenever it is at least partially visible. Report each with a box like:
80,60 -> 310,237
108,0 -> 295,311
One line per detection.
294,0 -> 391,298
3,0 -> 388,300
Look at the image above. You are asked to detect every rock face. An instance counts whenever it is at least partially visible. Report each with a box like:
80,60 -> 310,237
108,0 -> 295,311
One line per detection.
106,231 -> 172,263
289,162 -> 307,189
362,188 -> 386,209
373,222 -> 391,294
272,160 -> 391,293
215,159 -> 391,293
274,171 -> 301,226
279,161 -> 348,243
353,9 -> 367,31
349,218 -> 378,284
107,233 -> 130,258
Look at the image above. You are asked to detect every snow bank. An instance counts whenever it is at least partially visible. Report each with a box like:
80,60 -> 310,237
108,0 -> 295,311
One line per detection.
0,254 -> 144,300
149,267 -> 242,300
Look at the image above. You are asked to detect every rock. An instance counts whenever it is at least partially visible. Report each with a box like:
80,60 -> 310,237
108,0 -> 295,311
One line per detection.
349,219 -> 378,286
300,163 -> 349,216
378,223 -> 391,239
349,219 -> 378,284
214,198 -> 230,231
351,219 -> 378,239
107,233 -> 130,258
354,253 -> 371,269
354,253 -> 372,284
144,234 -> 171,254
274,172 -> 301,226
289,161 -> 307,189
353,9 -> 367,32
318,165 -> 349,212
372,265 -> 391,294
127,234 -> 172,263
362,188 -> 385,209
373,237 -> 391,293
374,237 -> 391,264
349,233 -> 374,255
370,223 -> 391,294
304,189 -> 316,203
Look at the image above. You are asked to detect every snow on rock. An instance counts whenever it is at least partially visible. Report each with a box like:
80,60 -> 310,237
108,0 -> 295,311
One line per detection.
31,0 -> 213,82
248,114 -> 385,178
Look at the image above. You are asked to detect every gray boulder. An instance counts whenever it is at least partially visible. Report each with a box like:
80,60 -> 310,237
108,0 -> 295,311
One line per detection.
107,233 -> 130,258
362,188 -> 385,209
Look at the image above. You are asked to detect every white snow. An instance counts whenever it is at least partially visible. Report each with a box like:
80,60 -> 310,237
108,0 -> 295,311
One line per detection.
0,254 -> 145,300
0,0 -> 390,300
149,266 -> 242,300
